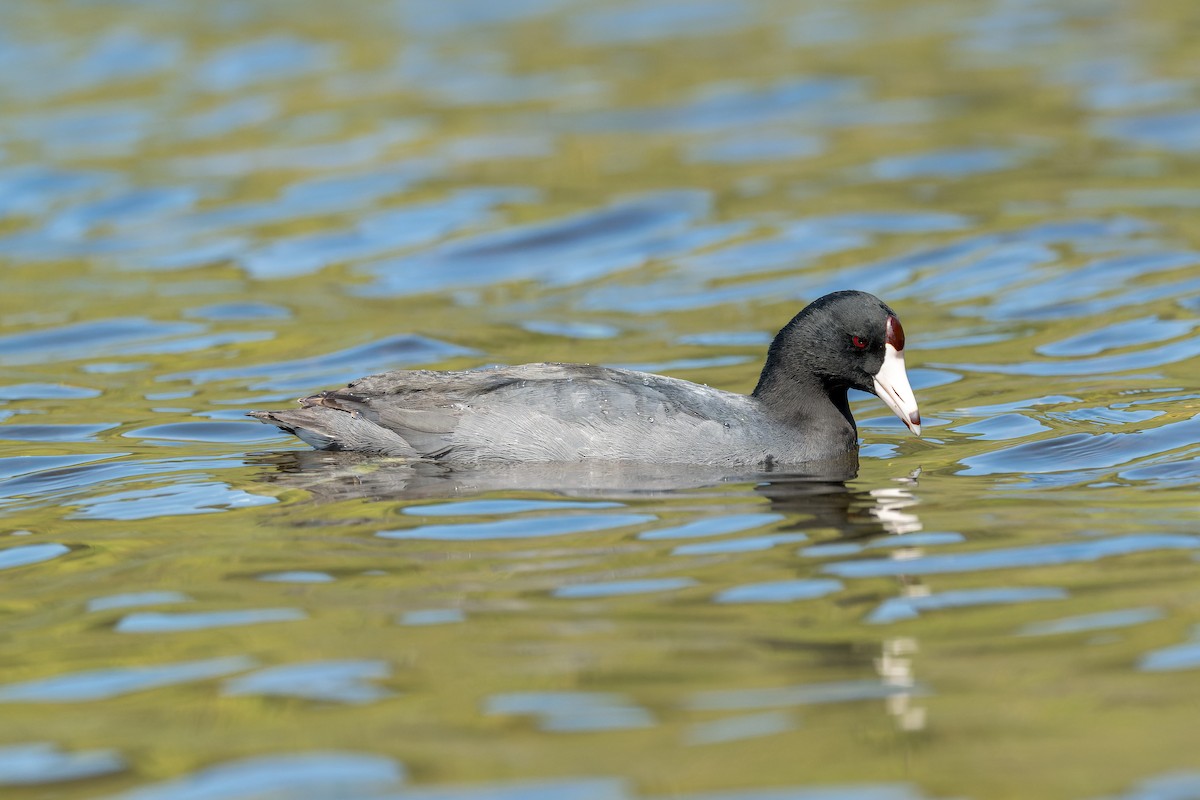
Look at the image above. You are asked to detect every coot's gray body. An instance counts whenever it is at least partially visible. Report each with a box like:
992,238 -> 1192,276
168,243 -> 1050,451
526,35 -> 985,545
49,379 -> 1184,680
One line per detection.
254,363 -> 853,465
251,291 -> 921,466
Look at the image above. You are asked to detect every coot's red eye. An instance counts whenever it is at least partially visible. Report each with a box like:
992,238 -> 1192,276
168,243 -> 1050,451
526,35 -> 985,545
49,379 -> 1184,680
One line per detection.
851,335 -> 867,350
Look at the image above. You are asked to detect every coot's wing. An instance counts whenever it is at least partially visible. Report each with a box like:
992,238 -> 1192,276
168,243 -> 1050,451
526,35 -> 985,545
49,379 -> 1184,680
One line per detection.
251,363 -> 749,462
251,368 -> 494,457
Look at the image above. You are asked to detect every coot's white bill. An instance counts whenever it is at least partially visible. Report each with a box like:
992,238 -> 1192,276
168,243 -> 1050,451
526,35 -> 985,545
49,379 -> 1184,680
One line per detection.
873,343 -> 921,435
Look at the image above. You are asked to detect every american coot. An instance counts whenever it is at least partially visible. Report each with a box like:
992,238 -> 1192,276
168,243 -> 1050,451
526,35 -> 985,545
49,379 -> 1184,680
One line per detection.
251,290 -> 921,466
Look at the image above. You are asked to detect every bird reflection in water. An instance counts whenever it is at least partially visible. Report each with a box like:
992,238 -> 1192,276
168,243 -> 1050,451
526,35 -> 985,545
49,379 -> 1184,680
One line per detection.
250,450 -> 930,732
251,450 -> 926,535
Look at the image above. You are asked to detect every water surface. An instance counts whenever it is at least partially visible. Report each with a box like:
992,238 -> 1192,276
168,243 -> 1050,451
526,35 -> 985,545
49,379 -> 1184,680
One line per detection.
3,1 -> 1200,799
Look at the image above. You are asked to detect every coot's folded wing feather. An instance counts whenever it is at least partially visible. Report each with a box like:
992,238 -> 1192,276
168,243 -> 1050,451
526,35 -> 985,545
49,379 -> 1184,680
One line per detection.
254,363 -> 750,462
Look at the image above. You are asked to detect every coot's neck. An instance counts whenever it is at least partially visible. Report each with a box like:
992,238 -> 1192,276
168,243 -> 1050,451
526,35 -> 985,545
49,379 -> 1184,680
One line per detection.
751,369 -> 857,438
748,304 -> 862,455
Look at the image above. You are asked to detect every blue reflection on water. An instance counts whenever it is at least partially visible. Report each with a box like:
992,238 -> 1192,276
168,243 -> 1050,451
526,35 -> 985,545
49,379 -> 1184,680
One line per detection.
107,752 -> 405,800
960,395 -> 1081,415
687,680 -> 925,711
196,36 -> 334,93
569,0 -> 756,45
395,0 -> 579,35
1019,607 -> 1163,636
1052,408 -> 1163,427
951,413 -> 1050,441
554,578 -> 696,599
687,132 -> 825,164
869,147 -> 1021,180
0,318 -> 201,365
1083,78 -> 1191,112
1094,108 -> 1200,152
0,423 -> 117,442
126,421 -> 280,444
1121,458 -> 1200,486
0,456 -> 237,507
1038,316 -> 1198,358
116,609 -> 306,633
239,187 -> 512,279
87,591 -> 191,612
183,96 -> 279,140
799,543 -> 863,558
12,104 -> 152,159
257,571 -> 335,584
174,160 -> 436,234
677,331 -> 772,347
675,224 -> 864,282
0,543 -> 69,571
47,185 -> 197,238
170,126 -> 427,177
0,382 -> 100,400
673,533 -> 808,556
385,42 -> 595,107
959,416 -> 1200,476
653,784 -> 934,800
824,535 -> 1200,578
522,320 -> 622,340
0,742 -> 125,785
400,609 -> 465,626
1069,187 -> 1200,209
813,211 -> 971,234
865,532 -> 965,549
223,660 -> 391,704
487,691 -> 654,732
185,302 -> 291,321
898,241 -> 1059,306
361,191 -> 712,294
381,514 -> 655,541
404,499 -> 624,517
1102,771 -> 1200,800
72,482 -> 275,521
571,77 -> 860,133
967,250 -> 1200,322
0,165 -> 117,216
868,587 -> 1067,624
168,333 -> 475,391
0,656 -> 255,702
958,336 -> 1200,377
640,514 -> 782,541
404,778 -> 631,800
1139,628 -> 1200,672
714,579 -> 842,604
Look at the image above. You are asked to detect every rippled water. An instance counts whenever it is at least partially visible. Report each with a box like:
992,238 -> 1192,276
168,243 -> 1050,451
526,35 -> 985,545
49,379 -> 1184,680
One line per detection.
3,1 -> 1200,798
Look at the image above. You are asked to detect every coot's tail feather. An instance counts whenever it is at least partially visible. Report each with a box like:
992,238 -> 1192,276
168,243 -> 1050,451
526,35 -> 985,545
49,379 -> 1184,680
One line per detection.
248,408 -> 417,456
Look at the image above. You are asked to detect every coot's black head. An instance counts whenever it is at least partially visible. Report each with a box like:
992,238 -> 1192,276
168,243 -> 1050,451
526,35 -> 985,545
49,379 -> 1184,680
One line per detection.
753,290 -> 921,434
